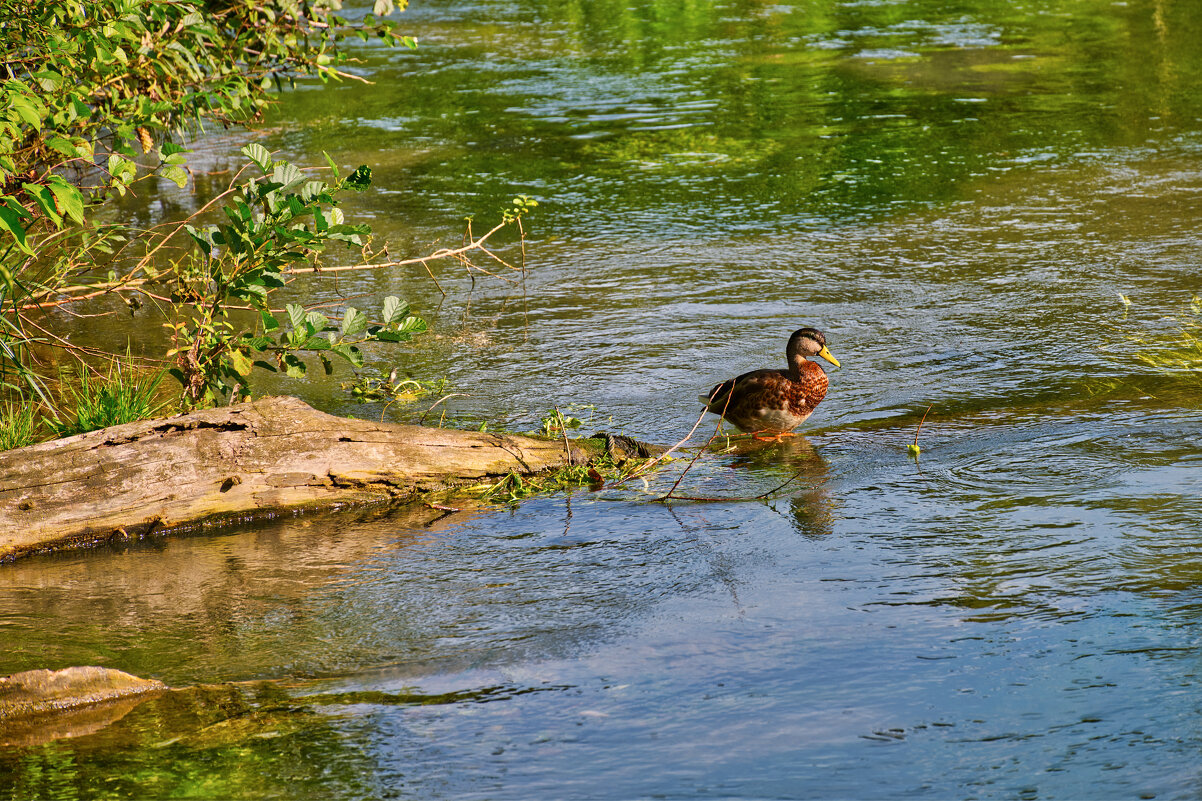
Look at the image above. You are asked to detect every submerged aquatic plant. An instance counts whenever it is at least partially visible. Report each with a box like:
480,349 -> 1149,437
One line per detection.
342,370 -> 448,403
1129,296 -> 1202,376
1093,294 -> 1202,404
1102,294 -> 1202,389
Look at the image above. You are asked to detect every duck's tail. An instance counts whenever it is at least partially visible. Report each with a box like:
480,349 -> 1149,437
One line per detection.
700,379 -> 735,411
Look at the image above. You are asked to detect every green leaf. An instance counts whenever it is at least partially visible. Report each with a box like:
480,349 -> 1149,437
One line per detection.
22,183 -> 62,227
341,306 -> 367,337
45,177 -> 86,225
322,151 -> 340,180
259,273 -> 284,291
232,282 -> 268,303
271,162 -> 304,191
161,165 -> 188,189
1,196 -> 32,221
261,310 -> 281,332
241,143 -> 273,172
299,180 -> 326,202
331,343 -> 364,367
33,71 -> 63,92
374,330 -> 412,343
228,349 -> 253,377
397,316 -> 427,334
184,223 -> 213,255
0,203 -> 33,255
286,303 -> 307,332
107,154 -> 136,181
382,296 -> 407,324
283,354 -> 307,378
345,165 -> 372,191
44,137 -> 79,158
246,335 -> 274,351
8,95 -> 43,130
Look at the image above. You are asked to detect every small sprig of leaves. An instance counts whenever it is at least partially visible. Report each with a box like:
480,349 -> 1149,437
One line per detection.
246,298 -> 428,381
502,194 -> 539,223
473,453 -> 644,505
540,408 -> 583,437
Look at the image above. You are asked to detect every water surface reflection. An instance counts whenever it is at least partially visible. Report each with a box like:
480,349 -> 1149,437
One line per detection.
7,0 -> 1202,797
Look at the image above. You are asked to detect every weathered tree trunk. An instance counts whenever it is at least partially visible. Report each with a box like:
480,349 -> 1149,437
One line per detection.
0,396 -> 639,562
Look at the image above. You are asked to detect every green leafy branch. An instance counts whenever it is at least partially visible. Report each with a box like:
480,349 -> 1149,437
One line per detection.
164,144 -> 425,404
0,0 -> 412,408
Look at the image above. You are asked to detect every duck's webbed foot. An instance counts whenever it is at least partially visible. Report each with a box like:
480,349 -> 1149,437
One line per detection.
750,430 -> 797,443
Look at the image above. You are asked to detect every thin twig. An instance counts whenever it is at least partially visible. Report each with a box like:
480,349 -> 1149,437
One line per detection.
419,393 -> 469,425
914,404 -> 932,450
610,386 -> 733,490
284,220 -> 511,276
556,408 -> 574,464
605,406 -> 709,489
660,392 -> 733,500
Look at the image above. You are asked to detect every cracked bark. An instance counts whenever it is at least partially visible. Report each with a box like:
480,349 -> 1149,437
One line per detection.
0,396 -> 640,562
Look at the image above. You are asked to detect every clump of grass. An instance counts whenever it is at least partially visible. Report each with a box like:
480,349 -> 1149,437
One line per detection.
0,401 -> 41,451
46,362 -> 170,438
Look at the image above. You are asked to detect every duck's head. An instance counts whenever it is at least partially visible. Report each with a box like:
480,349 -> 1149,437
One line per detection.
788,327 -> 840,367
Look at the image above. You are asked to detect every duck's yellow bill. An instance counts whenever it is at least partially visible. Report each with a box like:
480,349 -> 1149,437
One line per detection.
817,345 -> 840,367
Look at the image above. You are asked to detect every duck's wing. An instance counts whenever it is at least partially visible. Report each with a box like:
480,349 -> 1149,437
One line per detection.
701,369 -> 788,411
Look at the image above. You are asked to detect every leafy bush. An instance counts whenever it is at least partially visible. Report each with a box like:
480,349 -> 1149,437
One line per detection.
164,144 -> 430,404
0,0 -> 533,426
0,0 -> 413,408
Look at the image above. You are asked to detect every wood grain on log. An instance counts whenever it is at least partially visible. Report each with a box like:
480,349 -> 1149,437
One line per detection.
0,396 -> 609,562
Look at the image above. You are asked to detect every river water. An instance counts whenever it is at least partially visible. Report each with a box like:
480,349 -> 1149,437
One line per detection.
5,0 -> 1202,798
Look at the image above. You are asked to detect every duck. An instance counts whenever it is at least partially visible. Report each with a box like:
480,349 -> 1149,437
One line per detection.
700,327 -> 840,438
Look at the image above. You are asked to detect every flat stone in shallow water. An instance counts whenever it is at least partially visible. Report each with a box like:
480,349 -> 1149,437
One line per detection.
0,666 -> 167,746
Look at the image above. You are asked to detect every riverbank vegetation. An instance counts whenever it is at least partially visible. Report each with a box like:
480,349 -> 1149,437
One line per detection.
0,0 -> 531,449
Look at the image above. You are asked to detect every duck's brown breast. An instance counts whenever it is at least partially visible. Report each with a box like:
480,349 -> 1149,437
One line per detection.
785,360 -> 828,418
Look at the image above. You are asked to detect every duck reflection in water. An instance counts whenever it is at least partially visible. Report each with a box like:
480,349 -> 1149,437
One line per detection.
722,435 -> 837,540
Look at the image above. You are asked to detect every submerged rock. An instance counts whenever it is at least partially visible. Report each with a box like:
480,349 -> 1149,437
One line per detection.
0,666 -> 167,746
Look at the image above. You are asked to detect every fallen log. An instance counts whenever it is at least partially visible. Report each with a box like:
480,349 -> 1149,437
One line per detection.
0,396 -> 656,562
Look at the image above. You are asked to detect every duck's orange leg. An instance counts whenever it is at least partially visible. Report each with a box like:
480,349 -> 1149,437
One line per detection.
750,430 -> 797,443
